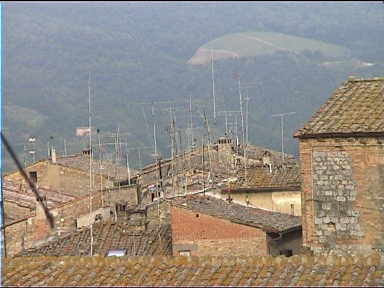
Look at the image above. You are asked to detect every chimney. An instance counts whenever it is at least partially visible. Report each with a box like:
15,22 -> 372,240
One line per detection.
51,148 -> 57,163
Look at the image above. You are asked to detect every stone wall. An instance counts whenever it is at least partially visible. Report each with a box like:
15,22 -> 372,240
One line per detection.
299,137 -> 384,255
5,161 -> 114,198
171,206 -> 268,256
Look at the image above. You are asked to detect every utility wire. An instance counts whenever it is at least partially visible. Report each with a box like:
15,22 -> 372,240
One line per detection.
1,132 -> 54,229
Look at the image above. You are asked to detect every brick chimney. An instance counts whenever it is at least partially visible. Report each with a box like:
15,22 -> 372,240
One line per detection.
51,148 -> 57,163
34,196 -> 50,242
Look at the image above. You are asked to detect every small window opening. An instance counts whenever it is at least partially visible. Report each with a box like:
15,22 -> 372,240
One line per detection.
29,171 -> 37,183
107,249 -> 127,257
196,214 -> 199,218
95,214 -> 102,222
279,249 -> 293,257
179,250 -> 191,256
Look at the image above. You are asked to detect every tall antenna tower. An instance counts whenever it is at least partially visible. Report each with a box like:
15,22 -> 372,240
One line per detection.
152,103 -> 158,159
211,49 -> 216,123
88,72 -> 94,256
237,74 -> 245,147
189,94 -> 194,150
271,111 -> 296,163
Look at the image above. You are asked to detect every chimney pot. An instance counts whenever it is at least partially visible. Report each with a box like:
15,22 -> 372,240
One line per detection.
51,148 -> 57,163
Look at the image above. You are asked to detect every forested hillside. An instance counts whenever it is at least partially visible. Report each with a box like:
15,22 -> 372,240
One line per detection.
4,2 -> 384,172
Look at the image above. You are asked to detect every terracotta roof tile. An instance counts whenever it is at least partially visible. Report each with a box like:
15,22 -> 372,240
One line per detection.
171,194 -> 301,233
7,254 -> 383,286
295,77 -> 384,138
17,221 -> 172,257
56,154 -> 135,180
243,164 -> 301,190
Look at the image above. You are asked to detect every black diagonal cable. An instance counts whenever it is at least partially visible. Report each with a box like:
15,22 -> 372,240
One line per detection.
1,132 -> 54,229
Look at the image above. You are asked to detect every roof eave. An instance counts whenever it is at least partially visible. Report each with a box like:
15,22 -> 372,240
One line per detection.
294,131 -> 384,139
222,186 -> 301,193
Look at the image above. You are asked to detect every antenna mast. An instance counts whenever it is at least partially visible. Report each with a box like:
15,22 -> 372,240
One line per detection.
211,49 -> 216,123
271,111 -> 296,163
88,72 -> 94,256
237,74 -> 245,147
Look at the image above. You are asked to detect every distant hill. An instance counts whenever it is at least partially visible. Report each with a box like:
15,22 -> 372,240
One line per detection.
188,31 -> 350,65
3,3 -> 384,173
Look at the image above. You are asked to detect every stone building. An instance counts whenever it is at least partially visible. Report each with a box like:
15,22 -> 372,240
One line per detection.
4,149 -> 132,198
294,77 -> 384,255
217,163 -> 301,215
3,178 -> 139,257
170,194 -> 302,257
9,197 -> 170,258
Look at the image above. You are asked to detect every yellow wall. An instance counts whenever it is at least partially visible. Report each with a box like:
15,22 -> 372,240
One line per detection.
220,190 -> 301,216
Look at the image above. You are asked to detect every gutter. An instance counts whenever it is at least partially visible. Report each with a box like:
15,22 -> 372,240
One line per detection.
221,185 -> 301,194
294,131 -> 384,139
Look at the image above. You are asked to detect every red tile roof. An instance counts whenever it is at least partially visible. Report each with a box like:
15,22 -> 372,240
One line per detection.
4,253 -> 384,286
294,77 -> 384,138
17,221 -> 172,257
171,194 -> 301,233
56,154 -> 135,180
243,164 -> 300,191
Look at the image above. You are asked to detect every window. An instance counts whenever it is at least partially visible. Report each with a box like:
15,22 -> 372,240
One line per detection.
179,250 -> 191,256
279,249 -> 293,257
107,249 -> 127,257
95,214 -> 103,222
29,171 -> 37,183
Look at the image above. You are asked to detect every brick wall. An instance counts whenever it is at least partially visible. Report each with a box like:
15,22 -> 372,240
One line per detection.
171,206 -> 268,256
299,136 -> 384,255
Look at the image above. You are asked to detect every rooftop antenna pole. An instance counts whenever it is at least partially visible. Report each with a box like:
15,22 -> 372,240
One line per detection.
271,111 -> 296,163
152,103 -> 158,160
126,150 -> 131,186
63,139 -> 67,157
138,147 -> 142,169
88,72 -> 94,256
189,94 -> 194,150
244,90 -> 250,185
202,135 -> 205,195
97,129 -> 103,207
237,74 -> 245,147
225,112 -> 228,135
211,49 -> 216,123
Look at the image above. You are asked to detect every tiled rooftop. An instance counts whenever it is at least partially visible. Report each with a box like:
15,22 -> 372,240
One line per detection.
171,194 -> 301,233
244,164 -> 301,190
56,153 -> 135,180
295,77 -> 384,138
4,253 -> 384,286
17,221 -> 172,257
3,179 -> 77,224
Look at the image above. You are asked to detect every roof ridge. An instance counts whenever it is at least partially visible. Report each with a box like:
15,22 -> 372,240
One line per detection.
347,76 -> 384,82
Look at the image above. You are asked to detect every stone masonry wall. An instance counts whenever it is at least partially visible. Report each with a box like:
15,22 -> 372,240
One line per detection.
313,151 -> 362,244
299,137 -> 384,256
5,161 -> 113,198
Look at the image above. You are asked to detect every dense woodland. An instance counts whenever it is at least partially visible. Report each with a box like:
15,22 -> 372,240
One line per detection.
4,2 -> 384,171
